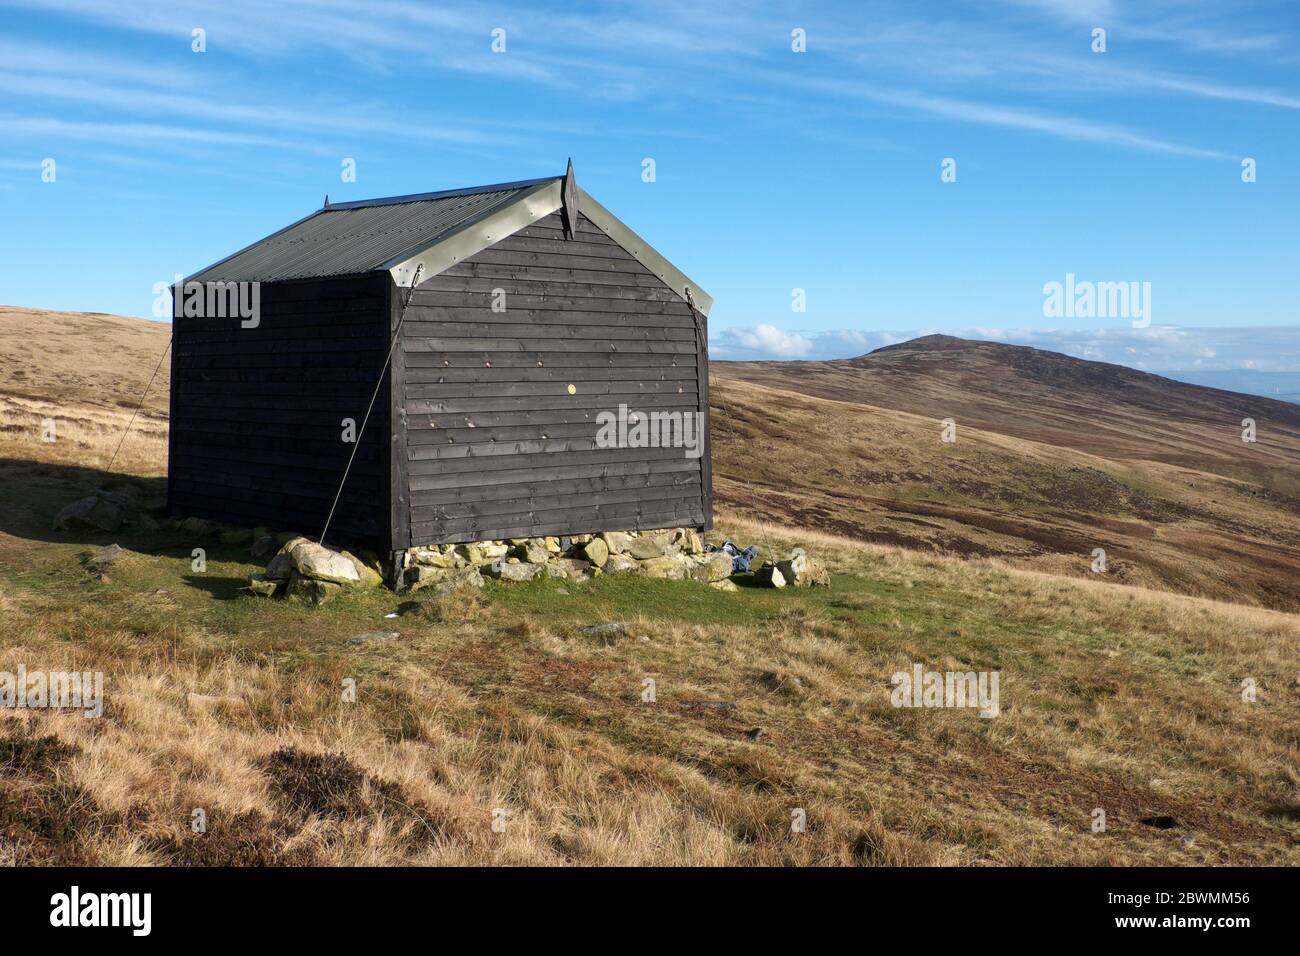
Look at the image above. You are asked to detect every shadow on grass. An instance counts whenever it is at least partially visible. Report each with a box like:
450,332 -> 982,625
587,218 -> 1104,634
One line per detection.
181,574 -> 253,601
1,452 -> 378,554
0,455 -> 165,544
0,456 -> 266,601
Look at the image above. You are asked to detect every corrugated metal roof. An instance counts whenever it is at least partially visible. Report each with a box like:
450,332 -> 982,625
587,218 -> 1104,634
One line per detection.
190,177 -> 558,283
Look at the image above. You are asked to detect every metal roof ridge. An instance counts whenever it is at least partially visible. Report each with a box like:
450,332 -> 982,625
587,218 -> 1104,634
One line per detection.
378,179 -> 557,276
324,176 -> 561,211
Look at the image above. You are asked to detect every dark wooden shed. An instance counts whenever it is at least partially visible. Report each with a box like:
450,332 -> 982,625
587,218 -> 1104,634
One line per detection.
168,165 -> 713,559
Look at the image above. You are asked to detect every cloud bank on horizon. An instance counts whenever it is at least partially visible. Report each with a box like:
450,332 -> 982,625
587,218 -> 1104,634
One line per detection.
712,324 -> 1300,374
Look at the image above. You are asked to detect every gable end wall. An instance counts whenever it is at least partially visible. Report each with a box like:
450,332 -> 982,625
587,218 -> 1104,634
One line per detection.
397,210 -> 710,545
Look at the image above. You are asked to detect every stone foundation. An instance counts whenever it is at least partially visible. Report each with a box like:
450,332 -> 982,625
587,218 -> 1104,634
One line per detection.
148,513 -> 829,604
396,527 -> 736,593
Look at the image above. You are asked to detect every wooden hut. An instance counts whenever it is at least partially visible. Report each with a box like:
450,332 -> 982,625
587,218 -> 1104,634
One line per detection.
168,164 -> 713,561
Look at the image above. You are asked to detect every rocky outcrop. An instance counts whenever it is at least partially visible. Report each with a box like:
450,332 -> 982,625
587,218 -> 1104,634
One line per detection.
80,543 -> 128,581
627,532 -> 677,561
579,622 -> 628,643
53,487 -> 168,536
599,531 -> 634,555
248,537 -> 383,603
551,558 -> 597,581
54,495 -> 124,533
286,572 -> 342,606
265,550 -> 295,581
755,547 -> 830,588
178,516 -> 218,536
247,573 -> 279,598
674,529 -> 705,555
403,565 -> 485,596
690,551 -> 734,584
777,548 -> 830,587
340,551 -> 383,588
640,554 -> 691,579
289,542 -> 361,586
83,543 -> 125,572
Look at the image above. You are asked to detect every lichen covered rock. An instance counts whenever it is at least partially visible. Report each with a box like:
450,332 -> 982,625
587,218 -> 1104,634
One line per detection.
290,542 -> 361,586
580,537 -> 609,569
487,561 -> 545,583
690,551 -> 734,584
248,573 -> 281,598
776,548 -> 830,587
627,532 -> 677,561
640,554 -> 691,579
340,550 -> 383,588
286,572 -> 342,605
602,554 -> 643,575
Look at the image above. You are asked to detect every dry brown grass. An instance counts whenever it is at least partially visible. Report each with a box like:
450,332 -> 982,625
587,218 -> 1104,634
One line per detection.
710,375 -> 1300,612
0,305 -> 170,483
1,308 -> 1296,866
0,394 -> 167,477
0,305 -> 171,416
408,586 -> 494,624
2,496 -> 1296,865
717,334 -> 1300,495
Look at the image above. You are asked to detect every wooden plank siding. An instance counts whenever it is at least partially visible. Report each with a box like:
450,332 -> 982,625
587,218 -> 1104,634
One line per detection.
168,274 -> 391,549
397,210 -> 711,547
167,210 -> 712,553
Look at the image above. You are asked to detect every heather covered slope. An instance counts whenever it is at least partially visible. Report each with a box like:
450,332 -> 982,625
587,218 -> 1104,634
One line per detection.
716,335 -> 1300,497
713,337 -> 1300,611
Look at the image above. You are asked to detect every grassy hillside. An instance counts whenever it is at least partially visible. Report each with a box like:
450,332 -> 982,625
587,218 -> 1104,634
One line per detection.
0,306 -> 170,478
0,308 -> 1296,866
718,334 -> 1300,493
0,305 -> 171,415
715,337 -> 1300,612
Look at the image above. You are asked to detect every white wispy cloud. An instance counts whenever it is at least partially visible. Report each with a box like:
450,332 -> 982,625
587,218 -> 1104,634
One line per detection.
13,2 -> 1296,126
718,324 -> 815,359
1120,69 -> 1300,110
0,0 -> 488,58
0,70 -> 523,149
4,0 -> 1295,165
996,0 -> 1287,56
0,115 -> 324,150
766,72 -> 1237,159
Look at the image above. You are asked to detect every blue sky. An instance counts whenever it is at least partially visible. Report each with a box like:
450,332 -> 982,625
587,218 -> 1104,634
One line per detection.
1,0 -> 1297,373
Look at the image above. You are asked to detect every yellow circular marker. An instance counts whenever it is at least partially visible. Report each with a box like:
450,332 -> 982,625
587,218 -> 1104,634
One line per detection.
567,384 -> 576,395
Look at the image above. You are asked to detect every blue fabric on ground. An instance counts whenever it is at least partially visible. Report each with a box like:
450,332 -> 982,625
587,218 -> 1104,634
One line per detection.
706,539 -> 760,573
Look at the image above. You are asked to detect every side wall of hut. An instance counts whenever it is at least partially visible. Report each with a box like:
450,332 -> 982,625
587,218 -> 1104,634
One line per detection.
168,274 -> 392,548
395,210 -> 711,547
